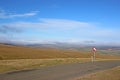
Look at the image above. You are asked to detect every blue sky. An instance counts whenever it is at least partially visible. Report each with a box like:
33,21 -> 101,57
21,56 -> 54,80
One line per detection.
0,0 -> 120,45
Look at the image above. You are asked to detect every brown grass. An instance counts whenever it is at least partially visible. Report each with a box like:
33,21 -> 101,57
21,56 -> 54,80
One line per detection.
0,58 -> 91,73
0,44 -> 120,73
76,66 -> 120,80
0,44 -> 119,60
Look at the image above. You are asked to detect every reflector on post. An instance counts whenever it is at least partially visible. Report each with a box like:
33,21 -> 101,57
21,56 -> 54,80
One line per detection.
92,47 -> 97,52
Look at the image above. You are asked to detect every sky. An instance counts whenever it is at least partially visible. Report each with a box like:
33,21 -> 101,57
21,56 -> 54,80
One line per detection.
0,0 -> 120,45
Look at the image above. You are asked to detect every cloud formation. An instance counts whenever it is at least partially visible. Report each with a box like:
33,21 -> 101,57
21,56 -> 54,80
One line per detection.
0,18 -> 119,44
2,18 -> 94,29
2,18 -> 114,37
0,10 -> 38,19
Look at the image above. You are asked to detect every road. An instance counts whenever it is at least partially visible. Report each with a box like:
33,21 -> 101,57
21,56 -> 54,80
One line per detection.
0,61 -> 120,80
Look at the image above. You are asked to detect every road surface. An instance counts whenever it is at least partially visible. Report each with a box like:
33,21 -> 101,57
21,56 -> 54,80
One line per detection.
0,61 -> 120,80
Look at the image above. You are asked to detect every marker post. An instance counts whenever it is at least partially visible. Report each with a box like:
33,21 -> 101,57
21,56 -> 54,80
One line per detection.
92,47 -> 97,62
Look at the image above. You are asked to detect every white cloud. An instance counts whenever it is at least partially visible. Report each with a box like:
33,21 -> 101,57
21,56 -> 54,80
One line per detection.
40,18 -> 94,29
2,18 -> 94,29
1,18 -> 119,44
0,10 -> 38,19
9,12 -> 38,18
1,18 -> 116,37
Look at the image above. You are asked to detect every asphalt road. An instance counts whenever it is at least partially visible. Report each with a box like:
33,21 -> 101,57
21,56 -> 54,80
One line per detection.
0,61 -> 120,80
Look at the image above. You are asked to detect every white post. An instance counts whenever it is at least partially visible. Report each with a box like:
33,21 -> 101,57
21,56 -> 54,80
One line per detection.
92,47 -> 96,62
93,51 -> 96,62
91,56 -> 94,62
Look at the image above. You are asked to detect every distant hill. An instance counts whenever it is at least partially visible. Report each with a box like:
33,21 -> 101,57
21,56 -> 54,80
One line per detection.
0,44 -> 119,60
1,41 -> 120,50
26,43 -> 120,56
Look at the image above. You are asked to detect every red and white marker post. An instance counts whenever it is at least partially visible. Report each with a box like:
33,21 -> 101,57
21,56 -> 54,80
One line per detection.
92,47 -> 97,62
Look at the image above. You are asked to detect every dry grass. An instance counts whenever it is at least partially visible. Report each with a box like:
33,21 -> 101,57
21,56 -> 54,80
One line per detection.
0,44 -> 119,60
76,66 -> 120,80
0,58 -> 119,74
0,58 -> 91,73
0,44 -> 120,73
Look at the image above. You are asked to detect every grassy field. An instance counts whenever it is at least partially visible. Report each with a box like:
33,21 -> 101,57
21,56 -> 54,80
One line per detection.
0,58 -> 119,74
77,66 -> 120,80
98,49 -> 120,56
0,44 -> 120,73
0,58 -> 92,73
0,44 -> 119,60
